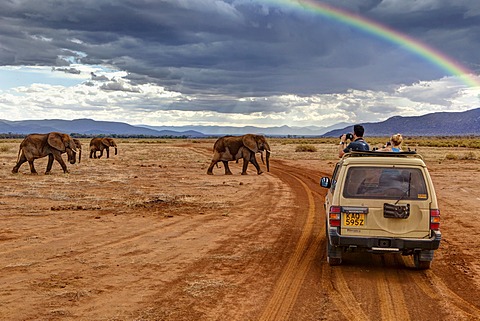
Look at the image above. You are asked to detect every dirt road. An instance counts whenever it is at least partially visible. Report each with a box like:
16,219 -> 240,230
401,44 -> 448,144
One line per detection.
0,140 -> 479,320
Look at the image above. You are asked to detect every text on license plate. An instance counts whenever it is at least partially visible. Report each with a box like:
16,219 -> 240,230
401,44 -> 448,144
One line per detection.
344,213 -> 365,226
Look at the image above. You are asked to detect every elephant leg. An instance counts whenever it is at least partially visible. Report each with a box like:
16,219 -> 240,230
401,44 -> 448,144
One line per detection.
207,160 -> 217,175
12,154 -> 27,173
53,153 -> 69,173
98,149 -> 103,158
241,157 -> 250,175
106,147 -> 110,158
223,161 -> 233,175
45,154 -> 54,174
89,150 -> 94,158
28,160 -> 38,174
250,154 -> 263,175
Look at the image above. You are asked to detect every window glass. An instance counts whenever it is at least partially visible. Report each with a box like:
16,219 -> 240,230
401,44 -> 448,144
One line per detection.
343,167 -> 428,199
331,164 -> 340,191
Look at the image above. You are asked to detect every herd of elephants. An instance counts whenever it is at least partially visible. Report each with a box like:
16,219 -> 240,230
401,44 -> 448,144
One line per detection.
10,132 -> 271,176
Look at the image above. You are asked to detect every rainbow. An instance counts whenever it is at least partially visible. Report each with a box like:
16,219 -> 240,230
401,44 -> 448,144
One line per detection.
269,0 -> 480,87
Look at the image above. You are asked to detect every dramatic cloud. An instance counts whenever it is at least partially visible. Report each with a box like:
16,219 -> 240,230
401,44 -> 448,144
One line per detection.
0,0 -> 479,127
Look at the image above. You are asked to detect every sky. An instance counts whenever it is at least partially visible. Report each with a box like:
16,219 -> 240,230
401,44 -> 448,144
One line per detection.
0,0 -> 479,128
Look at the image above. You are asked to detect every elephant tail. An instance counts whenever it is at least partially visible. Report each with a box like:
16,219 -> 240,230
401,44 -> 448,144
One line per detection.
15,145 -> 22,163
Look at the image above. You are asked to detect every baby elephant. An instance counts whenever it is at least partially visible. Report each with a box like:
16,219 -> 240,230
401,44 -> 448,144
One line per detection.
89,137 -> 118,159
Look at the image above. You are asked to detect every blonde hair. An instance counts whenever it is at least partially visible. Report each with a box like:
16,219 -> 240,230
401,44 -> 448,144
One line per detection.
391,133 -> 403,147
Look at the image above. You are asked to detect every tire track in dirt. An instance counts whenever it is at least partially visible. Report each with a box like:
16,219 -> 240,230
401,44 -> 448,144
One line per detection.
266,160 -> 375,321
375,255 -> 410,321
258,168 -> 321,321
398,255 -> 480,319
321,267 -> 370,321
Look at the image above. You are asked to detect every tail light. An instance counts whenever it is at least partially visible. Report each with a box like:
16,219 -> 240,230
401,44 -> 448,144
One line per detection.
329,206 -> 341,227
430,209 -> 440,230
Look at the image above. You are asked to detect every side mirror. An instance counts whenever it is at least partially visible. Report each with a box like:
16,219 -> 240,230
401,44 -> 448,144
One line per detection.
320,177 -> 331,188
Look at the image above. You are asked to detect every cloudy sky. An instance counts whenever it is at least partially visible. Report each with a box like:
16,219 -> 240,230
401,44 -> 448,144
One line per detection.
0,0 -> 479,128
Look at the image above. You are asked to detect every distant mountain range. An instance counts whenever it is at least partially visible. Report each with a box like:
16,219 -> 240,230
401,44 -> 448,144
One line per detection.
0,108 -> 479,137
0,118 -> 205,137
324,107 -> 480,137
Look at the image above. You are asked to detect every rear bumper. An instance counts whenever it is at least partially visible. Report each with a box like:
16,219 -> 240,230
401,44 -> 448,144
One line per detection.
329,228 -> 441,251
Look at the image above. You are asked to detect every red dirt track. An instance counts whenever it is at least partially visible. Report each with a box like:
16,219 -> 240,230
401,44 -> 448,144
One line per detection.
1,140 -> 479,320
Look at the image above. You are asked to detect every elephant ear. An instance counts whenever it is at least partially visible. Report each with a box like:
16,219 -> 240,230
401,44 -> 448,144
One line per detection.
101,138 -> 110,146
243,134 -> 259,153
47,132 -> 66,152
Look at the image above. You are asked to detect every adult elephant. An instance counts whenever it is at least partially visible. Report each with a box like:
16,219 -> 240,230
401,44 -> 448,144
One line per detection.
207,134 -> 271,175
89,137 -> 117,159
12,132 -> 78,174
73,138 -> 82,163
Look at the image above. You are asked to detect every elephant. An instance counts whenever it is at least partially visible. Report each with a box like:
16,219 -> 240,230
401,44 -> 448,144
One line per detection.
89,137 -> 117,159
73,138 -> 82,163
207,134 -> 271,175
12,132 -> 78,174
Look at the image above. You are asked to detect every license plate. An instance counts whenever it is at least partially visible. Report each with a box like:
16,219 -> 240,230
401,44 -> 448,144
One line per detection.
344,213 -> 365,226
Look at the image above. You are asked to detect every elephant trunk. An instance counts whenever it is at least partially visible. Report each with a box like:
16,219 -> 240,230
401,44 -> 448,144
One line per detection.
67,149 -> 76,165
265,142 -> 271,172
266,150 -> 270,172
114,147 -> 118,155
78,150 -> 81,163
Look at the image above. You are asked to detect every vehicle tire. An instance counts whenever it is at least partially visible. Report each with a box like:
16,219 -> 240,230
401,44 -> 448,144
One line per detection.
414,253 -> 431,270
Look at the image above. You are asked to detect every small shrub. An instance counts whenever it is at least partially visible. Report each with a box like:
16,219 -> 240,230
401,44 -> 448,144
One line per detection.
295,144 -> 317,152
0,145 -> 11,153
461,151 -> 477,160
444,153 -> 458,160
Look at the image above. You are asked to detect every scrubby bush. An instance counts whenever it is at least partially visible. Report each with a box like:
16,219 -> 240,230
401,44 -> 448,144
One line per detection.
461,151 -> 477,160
444,153 -> 458,160
445,152 -> 477,160
295,144 -> 317,152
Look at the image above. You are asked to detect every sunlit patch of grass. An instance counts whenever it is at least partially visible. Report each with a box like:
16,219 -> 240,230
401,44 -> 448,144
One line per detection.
0,145 -> 11,153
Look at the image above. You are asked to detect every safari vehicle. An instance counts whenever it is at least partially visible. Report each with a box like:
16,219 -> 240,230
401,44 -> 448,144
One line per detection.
320,151 -> 441,269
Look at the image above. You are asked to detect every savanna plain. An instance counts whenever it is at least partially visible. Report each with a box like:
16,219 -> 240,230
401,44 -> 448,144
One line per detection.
1,138 -> 480,321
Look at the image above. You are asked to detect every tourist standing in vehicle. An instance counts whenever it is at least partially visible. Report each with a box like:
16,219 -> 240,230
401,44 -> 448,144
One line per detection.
338,124 -> 370,158
379,133 -> 403,152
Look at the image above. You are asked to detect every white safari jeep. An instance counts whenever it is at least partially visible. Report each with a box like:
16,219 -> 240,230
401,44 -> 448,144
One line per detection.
320,151 -> 441,269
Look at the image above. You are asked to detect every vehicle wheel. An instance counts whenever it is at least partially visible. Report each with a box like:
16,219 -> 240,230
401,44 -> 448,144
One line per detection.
326,239 -> 342,266
414,253 -> 431,270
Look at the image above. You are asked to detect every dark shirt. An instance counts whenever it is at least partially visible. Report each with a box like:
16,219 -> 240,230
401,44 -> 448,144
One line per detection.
344,138 -> 370,153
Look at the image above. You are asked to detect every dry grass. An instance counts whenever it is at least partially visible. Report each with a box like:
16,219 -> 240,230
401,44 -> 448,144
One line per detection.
295,144 -> 318,152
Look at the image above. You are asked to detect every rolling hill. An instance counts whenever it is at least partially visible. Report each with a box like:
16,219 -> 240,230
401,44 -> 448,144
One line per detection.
323,108 -> 480,137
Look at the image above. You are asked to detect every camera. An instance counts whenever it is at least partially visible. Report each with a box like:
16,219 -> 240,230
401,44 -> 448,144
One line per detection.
339,133 -> 354,140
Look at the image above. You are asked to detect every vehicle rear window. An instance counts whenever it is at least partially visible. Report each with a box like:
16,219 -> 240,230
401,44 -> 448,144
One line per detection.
343,167 -> 428,200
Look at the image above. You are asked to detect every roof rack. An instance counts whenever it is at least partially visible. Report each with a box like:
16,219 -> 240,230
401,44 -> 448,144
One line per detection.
342,150 -> 424,160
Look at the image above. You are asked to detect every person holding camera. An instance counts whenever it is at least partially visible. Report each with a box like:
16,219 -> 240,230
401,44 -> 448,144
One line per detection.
338,124 -> 370,158
379,133 -> 403,152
